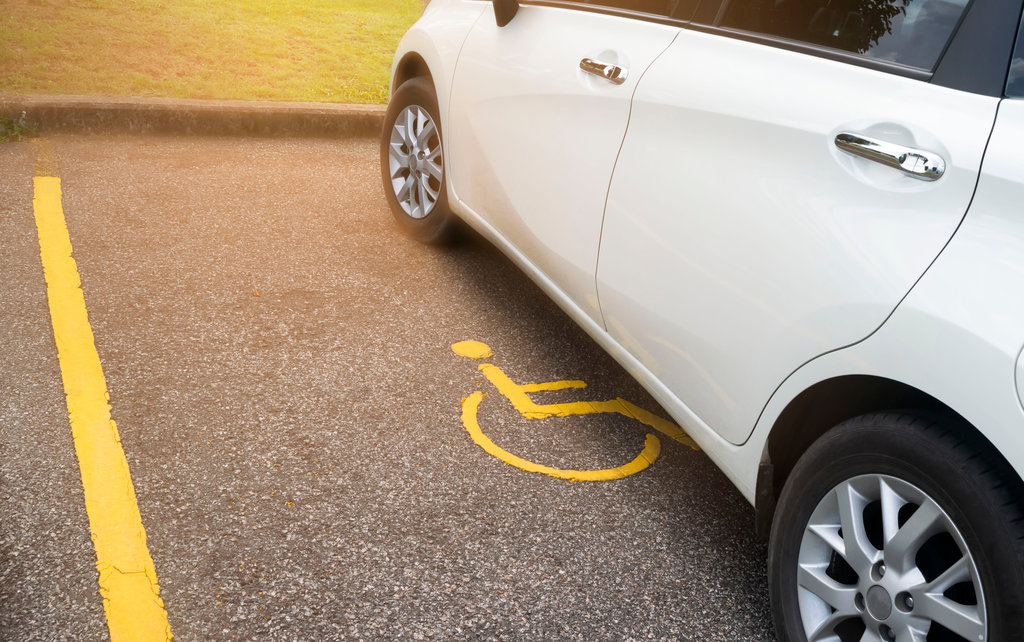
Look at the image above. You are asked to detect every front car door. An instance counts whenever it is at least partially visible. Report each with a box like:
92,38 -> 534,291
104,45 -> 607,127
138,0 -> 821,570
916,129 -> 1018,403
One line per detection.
596,0 -> 1006,444
447,1 -> 692,323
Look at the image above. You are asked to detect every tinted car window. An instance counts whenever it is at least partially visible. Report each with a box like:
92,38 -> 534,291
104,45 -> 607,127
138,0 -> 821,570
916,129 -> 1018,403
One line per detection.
585,0 -> 699,20
719,0 -> 970,69
1007,10 -> 1024,97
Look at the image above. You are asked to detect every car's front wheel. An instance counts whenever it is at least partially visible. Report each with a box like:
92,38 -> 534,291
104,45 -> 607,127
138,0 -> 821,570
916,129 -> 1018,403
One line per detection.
379,76 -> 457,244
769,412 -> 1024,642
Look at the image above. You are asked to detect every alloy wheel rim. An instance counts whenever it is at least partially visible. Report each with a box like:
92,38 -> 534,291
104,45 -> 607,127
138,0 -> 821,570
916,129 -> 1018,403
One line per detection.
796,474 -> 986,642
388,105 -> 443,219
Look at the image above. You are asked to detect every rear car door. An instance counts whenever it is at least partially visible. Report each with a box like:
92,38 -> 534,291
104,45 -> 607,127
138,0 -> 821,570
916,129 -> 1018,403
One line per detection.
447,1 -> 691,323
596,0 -> 1006,444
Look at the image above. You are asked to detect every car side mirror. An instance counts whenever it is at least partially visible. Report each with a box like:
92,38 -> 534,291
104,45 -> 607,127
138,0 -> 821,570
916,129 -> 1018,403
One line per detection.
493,0 -> 519,27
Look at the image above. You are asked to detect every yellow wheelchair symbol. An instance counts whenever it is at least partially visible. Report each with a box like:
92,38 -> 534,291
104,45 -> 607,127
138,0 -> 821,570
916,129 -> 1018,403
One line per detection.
452,340 -> 699,482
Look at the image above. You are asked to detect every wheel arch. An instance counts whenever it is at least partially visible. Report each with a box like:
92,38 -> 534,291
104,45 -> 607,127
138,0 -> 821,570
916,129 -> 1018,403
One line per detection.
391,52 -> 434,95
753,374 -> 1015,538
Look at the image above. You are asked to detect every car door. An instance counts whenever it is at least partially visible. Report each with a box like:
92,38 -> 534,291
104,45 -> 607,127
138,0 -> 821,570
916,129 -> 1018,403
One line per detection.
596,0 -> 1001,444
446,1 -> 689,324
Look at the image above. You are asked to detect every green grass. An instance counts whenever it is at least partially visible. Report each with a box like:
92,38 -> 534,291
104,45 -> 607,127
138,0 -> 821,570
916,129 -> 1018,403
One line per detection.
0,0 -> 424,104
0,111 -> 38,141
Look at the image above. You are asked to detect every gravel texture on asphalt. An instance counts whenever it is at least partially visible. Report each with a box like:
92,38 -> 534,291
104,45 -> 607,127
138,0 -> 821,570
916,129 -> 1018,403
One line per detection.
0,142 -> 110,640
2,134 -> 773,641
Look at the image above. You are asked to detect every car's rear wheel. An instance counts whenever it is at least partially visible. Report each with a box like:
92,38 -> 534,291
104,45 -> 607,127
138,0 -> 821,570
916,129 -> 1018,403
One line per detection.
380,76 -> 458,244
769,412 -> 1024,642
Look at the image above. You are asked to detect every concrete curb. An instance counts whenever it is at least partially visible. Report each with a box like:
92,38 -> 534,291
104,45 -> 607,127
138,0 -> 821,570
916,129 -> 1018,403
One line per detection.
1,95 -> 387,138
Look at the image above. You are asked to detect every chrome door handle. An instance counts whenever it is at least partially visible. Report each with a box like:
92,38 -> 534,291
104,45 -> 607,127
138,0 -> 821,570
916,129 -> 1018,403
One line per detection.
580,58 -> 628,85
835,133 -> 945,181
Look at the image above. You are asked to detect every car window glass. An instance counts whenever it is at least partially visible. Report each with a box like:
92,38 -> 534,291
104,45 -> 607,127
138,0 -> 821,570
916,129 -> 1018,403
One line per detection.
584,0 -> 700,20
1007,10 -> 1024,97
693,0 -> 725,23
719,0 -> 970,70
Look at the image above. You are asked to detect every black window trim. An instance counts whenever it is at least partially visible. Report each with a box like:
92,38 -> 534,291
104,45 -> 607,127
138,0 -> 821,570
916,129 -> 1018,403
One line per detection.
517,0 -> 694,27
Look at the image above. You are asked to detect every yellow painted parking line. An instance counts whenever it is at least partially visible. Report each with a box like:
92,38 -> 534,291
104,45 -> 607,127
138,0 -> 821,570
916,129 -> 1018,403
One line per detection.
453,341 -> 699,482
31,160 -> 172,640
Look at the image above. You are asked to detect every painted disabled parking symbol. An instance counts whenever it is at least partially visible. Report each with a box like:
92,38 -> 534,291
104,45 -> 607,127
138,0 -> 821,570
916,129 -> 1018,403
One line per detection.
452,341 -> 699,482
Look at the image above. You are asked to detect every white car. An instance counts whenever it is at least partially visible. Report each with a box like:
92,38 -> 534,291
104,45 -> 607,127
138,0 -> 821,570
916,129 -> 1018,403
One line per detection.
379,1 -> 1024,640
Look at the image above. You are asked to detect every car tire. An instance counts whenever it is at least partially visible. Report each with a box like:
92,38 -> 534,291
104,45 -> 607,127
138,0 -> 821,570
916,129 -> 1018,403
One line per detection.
379,76 -> 458,244
768,412 -> 1024,642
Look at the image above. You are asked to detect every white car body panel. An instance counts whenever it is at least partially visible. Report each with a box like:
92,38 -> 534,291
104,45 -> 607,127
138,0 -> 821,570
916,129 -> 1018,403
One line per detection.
596,30 -> 1000,444
447,5 -> 679,323
750,99 -> 1024,493
389,0 -> 488,161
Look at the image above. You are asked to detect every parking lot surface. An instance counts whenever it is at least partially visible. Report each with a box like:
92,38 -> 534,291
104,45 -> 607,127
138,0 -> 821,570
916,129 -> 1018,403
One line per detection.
0,134 -> 772,640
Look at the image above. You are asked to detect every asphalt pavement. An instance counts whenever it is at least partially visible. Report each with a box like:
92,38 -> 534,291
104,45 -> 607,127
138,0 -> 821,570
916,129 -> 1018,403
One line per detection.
0,133 -> 773,640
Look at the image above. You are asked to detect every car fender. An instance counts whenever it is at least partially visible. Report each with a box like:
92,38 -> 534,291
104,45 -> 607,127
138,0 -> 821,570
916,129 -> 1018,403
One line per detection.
389,0 -> 487,188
